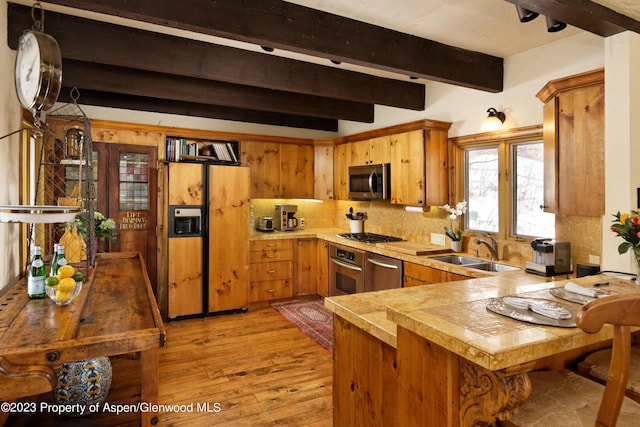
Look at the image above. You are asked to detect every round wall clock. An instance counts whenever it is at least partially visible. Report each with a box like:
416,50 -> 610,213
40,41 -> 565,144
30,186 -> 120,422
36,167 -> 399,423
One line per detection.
14,30 -> 62,112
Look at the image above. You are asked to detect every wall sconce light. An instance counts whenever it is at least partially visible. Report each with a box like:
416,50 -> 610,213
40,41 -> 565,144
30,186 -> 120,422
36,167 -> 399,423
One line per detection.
516,6 -> 539,23
545,16 -> 567,32
481,108 -> 506,131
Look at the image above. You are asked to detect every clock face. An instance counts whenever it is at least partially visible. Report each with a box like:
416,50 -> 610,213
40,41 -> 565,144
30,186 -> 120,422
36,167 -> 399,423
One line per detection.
15,32 -> 42,108
14,31 -> 62,111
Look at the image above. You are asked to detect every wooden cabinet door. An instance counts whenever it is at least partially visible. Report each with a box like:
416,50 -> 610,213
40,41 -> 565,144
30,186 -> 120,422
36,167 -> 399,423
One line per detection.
280,143 -> 314,198
333,143 -> 350,200
241,141 -> 280,198
317,240 -> 329,297
168,162 -> 204,205
369,135 -> 391,165
556,84 -> 604,215
390,130 -> 424,205
403,262 -> 446,286
314,144 -> 334,200
295,238 -> 318,295
208,165 -> 250,312
350,139 -> 370,166
424,128 -> 450,207
542,98 -> 559,213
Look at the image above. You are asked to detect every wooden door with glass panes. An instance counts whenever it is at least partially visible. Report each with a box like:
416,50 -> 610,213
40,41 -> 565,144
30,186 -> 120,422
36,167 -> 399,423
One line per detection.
94,142 -> 158,289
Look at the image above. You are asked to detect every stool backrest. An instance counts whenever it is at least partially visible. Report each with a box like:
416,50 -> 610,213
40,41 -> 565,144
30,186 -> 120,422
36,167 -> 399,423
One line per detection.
576,293 -> 640,426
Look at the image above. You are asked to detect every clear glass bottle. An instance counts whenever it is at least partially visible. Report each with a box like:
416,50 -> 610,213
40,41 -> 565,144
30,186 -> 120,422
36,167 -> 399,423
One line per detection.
28,246 -> 46,299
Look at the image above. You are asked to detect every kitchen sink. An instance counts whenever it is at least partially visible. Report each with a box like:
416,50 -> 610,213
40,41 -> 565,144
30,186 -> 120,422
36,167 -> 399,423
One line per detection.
430,255 -> 521,272
430,255 -> 485,265
466,261 -> 520,272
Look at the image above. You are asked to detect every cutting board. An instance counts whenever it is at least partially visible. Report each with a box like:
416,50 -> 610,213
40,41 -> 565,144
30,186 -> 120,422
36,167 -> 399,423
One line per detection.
375,241 -> 451,256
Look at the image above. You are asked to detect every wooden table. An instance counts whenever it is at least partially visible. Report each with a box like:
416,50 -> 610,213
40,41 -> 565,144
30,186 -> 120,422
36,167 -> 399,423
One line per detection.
386,274 -> 640,426
0,252 -> 165,426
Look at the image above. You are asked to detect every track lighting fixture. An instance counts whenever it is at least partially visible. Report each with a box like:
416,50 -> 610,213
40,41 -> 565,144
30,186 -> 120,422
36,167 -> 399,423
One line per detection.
516,6 -> 539,23
481,108 -> 506,131
260,46 -> 274,52
545,16 -> 567,32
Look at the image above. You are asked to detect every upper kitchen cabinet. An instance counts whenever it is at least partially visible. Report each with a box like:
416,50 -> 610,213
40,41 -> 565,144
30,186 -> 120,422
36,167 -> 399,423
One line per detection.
333,143 -> 350,200
536,69 -> 604,216
390,127 -> 449,206
350,135 -> 391,166
314,143 -> 334,200
333,120 -> 451,204
241,141 -> 314,199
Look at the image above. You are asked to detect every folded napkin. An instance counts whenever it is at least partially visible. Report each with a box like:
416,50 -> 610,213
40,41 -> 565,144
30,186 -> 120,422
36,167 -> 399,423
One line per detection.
503,296 -> 572,320
564,282 -> 608,298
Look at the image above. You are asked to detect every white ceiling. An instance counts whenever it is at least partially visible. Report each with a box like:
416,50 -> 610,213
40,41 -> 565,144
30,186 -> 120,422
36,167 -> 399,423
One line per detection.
287,0 -> 635,58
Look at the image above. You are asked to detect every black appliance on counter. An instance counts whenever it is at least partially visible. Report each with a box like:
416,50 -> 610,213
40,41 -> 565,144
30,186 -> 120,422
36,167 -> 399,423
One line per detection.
338,232 -> 403,244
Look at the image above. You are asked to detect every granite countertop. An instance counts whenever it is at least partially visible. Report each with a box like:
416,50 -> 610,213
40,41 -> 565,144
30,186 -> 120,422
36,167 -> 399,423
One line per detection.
329,274 -> 640,371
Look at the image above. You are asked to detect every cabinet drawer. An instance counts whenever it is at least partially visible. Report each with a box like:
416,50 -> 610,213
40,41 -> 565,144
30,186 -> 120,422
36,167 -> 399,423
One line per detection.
248,279 -> 293,302
250,261 -> 293,282
250,239 -> 293,252
249,249 -> 293,263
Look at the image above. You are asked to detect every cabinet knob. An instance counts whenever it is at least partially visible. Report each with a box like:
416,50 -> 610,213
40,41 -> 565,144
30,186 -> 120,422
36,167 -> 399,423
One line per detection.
267,270 -> 276,274
539,204 -> 546,210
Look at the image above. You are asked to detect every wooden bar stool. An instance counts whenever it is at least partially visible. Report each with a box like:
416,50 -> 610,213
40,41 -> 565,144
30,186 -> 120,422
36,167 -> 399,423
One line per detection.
577,345 -> 640,403
500,294 -> 640,426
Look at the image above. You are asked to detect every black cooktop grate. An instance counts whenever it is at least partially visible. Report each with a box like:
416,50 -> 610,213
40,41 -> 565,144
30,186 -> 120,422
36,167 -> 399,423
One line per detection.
338,232 -> 403,244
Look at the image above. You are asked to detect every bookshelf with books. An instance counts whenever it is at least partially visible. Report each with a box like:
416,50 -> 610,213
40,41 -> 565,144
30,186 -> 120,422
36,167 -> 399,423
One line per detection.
165,137 -> 240,165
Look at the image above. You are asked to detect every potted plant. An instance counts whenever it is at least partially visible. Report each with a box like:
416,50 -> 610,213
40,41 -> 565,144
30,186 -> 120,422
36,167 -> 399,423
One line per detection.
611,210 -> 640,284
68,211 -> 117,254
440,201 -> 467,252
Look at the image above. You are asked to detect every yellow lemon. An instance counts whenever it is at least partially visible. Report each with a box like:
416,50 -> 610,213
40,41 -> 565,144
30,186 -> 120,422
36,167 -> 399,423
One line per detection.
57,277 -> 76,291
58,265 -> 75,279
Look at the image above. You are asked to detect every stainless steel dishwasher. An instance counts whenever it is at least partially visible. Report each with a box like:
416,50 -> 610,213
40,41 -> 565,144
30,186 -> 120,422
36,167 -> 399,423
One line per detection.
364,252 -> 403,292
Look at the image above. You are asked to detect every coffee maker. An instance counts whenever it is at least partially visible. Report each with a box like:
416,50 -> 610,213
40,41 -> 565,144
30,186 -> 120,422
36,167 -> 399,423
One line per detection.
525,238 -> 573,276
275,204 -> 298,231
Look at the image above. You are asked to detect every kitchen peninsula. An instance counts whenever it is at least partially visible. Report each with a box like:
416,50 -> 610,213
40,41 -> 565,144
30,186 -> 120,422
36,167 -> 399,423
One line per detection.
325,272 -> 640,426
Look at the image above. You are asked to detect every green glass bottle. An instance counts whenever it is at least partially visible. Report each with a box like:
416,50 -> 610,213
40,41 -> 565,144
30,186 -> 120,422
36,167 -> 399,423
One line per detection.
28,246 -> 46,299
50,243 -> 60,277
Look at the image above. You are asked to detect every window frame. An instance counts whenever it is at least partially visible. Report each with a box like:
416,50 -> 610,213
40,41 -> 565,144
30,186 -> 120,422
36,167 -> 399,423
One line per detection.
449,125 -> 545,242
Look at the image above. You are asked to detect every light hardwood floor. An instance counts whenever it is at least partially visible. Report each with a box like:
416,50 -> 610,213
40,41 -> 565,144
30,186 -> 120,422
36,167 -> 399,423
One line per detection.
6,306 -> 334,427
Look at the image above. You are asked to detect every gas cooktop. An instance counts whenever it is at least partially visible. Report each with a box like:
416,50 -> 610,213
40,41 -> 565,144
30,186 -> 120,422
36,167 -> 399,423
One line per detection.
338,232 -> 403,244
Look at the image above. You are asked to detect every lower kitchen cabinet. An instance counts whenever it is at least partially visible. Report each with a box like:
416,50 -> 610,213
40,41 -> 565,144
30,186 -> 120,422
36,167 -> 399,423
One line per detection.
404,262 -> 471,286
249,239 -> 294,302
295,238 -> 318,295
333,315 -> 397,426
317,240 -> 329,297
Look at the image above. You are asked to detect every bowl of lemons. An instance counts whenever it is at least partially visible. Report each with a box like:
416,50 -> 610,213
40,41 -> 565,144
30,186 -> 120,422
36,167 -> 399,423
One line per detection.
45,265 -> 84,305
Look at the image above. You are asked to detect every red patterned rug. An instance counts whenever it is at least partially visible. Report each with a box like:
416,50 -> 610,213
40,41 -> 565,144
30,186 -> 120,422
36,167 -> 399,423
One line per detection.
272,299 -> 333,353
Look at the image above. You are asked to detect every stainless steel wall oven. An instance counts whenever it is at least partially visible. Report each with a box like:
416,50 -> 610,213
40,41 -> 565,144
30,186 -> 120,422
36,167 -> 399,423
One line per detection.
329,243 -> 364,296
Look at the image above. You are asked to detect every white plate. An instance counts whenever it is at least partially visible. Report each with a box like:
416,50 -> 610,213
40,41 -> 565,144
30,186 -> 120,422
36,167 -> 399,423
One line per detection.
0,205 -> 81,224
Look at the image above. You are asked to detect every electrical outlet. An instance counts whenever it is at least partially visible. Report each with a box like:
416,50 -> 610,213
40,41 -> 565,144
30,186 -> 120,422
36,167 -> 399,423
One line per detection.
589,254 -> 600,265
431,233 -> 446,246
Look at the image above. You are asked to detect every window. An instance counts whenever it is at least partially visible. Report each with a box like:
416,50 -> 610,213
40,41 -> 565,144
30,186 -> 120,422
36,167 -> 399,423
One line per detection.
456,128 -> 554,239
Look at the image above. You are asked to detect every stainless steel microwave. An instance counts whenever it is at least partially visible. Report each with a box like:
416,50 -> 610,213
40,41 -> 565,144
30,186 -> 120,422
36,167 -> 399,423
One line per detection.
348,163 -> 390,200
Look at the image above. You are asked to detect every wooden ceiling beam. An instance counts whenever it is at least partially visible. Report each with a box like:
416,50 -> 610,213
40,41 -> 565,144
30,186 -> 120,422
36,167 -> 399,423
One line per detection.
7,4 -> 424,111
37,0 -> 504,92
57,87 -> 339,131
504,0 -> 640,36
61,59 -> 374,123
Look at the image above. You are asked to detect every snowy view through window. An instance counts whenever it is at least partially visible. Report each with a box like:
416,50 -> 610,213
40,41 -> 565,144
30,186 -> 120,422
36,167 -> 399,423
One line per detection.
465,142 -> 554,238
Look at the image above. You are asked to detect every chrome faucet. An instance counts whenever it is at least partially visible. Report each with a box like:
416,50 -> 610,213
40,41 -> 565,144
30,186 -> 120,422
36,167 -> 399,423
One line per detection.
474,237 -> 499,261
